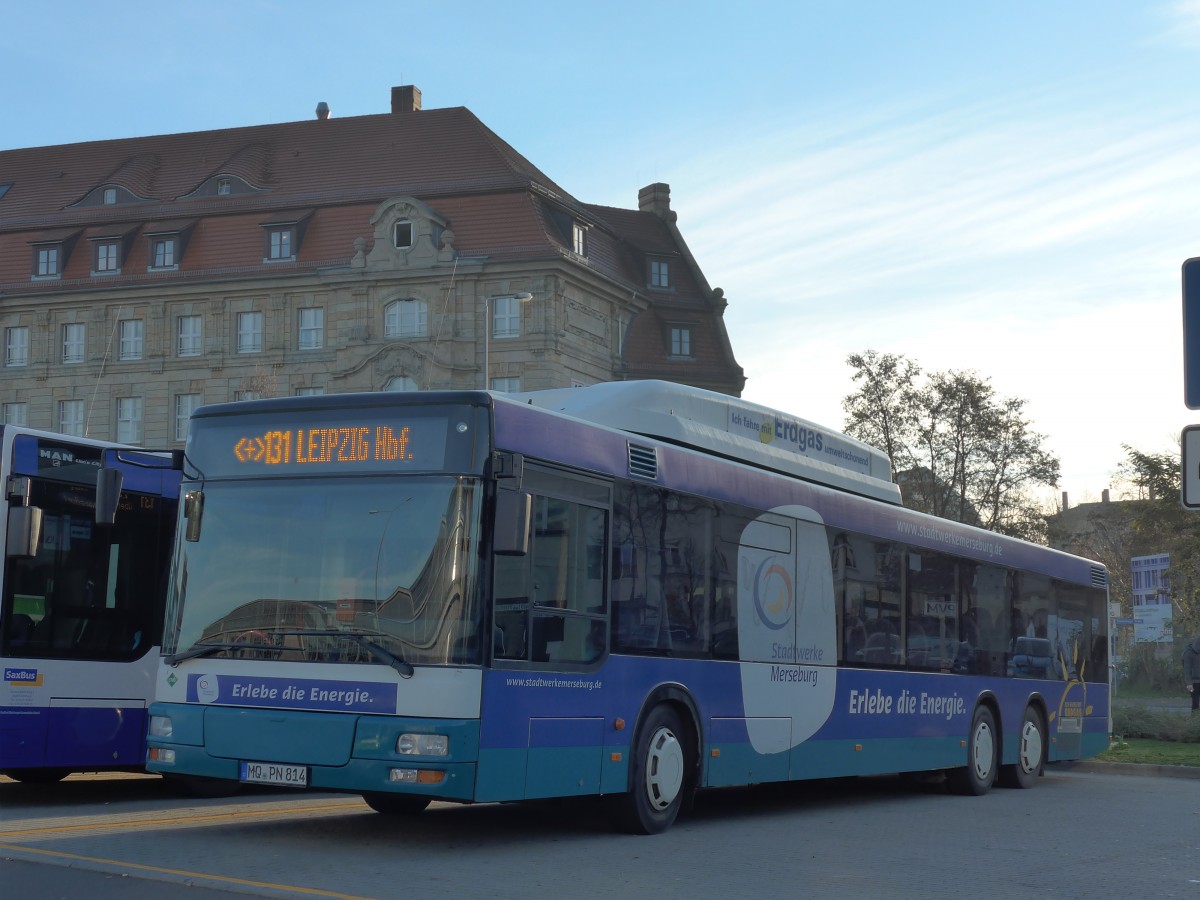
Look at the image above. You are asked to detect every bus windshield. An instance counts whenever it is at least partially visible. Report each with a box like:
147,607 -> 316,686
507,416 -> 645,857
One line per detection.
164,476 -> 483,667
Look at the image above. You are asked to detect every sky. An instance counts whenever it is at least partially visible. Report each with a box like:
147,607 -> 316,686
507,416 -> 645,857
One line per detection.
4,0 -> 1199,507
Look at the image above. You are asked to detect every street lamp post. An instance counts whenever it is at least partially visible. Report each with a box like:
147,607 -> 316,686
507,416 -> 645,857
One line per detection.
482,292 -> 533,390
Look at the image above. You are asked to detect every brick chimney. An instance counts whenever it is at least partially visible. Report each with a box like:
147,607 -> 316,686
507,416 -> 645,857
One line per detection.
638,183 -> 672,219
391,85 -> 422,113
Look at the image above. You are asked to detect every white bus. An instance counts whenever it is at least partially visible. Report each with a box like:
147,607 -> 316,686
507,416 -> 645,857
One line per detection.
0,427 -> 179,782
146,382 -> 1108,831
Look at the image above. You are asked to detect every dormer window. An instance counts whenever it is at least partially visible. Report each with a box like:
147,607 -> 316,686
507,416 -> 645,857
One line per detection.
144,220 -> 194,272
152,237 -> 176,269
217,178 -> 231,196
650,259 -> 671,289
261,210 -> 312,264
267,228 -> 292,260
572,222 -> 587,256
103,188 -> 117,205
669,326 -> 692,358
95,241 -> 120,273
36,245 -> 60,277
29,229 -> 80,279
393,221 -> 413,249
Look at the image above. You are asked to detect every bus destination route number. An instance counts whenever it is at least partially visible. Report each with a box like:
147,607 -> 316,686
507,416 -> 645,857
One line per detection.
233,426 -> 412,467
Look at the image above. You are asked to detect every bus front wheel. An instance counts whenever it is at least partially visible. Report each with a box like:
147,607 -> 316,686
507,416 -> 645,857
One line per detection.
999,705 -> 1045,789
610,704 -> 690,835
948,705 -> 997,796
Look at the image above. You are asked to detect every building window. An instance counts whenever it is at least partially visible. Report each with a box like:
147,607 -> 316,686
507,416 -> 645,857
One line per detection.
217,178 -> 231,196
119,319 -> 144,360
234,390 -> 262,402
3,402 -> 27,426
266,228 -> 294,261
490,376 -> 521,393
237,311 -> 263,354
62,323 -> 86,364
5,326 -> 29,367
298,307 -> 323,350
384,299 -> 428,338
151,237 -> 176,269
650,259 -> 670,289
59,400 -> 85,436
384,376 -> 418,392
116,397 -> 143,444
572,222 -> 587,256
492,296 -> 522,339
670,326 -> 692,357
295,386 -> 324,397
95,241 -> 120,274
103,188 -> 117,205
177,315 -> 202,357
35,245 -> 60,277
393,221 -> 413,249
175,394 -> 201,441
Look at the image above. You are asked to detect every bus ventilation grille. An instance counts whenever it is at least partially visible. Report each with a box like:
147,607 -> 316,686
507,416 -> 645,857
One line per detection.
1090,566 -> 1108,588
627,443 -> 659,480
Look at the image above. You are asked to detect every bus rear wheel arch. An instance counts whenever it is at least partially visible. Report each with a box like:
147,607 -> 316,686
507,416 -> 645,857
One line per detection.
610,703 -> 695,834
948,703 -> 998,796
999,704 -> 1046,789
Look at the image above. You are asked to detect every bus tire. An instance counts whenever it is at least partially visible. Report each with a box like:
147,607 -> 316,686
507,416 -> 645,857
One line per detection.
948,705 -> 997,796
610,704 -> 690,835
362,792 -> 431,815
999,705 -> 1045,789
1,767 -> 71,784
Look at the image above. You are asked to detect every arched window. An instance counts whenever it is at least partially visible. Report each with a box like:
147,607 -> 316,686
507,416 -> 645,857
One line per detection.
384,299 -> 428,338
384,376 -> 418,392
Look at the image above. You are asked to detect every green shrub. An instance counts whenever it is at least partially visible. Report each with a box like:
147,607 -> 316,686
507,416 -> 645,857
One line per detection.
1111,705 -> 1200,743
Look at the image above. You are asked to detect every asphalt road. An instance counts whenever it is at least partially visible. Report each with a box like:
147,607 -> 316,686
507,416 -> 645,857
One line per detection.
2,765 -> 1198,899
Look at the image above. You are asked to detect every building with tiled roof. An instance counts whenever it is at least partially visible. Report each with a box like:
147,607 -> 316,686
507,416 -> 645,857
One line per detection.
0,85 -> 744,446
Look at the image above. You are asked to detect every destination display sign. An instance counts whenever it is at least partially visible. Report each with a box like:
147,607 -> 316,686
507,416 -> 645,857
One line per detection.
186,403 -> 486,478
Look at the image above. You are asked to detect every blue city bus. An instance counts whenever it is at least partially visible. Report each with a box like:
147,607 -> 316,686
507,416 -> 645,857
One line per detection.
0,426 -> 180,783
146,382 -> 1109,832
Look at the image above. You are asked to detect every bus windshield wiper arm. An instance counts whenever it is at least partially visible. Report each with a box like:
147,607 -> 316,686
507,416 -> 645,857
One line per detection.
288,629 -> 415,678
166,642 -> 243,666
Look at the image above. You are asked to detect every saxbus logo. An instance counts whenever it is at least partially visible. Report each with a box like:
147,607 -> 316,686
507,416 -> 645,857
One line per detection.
753,558 -> 793,631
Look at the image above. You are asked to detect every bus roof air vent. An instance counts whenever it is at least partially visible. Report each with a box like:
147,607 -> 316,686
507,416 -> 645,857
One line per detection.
628,443 -> 659,480
1090,566 -> 1108,588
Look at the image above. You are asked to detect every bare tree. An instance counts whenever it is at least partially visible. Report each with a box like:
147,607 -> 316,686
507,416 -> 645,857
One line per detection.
842,351 -> 1060,542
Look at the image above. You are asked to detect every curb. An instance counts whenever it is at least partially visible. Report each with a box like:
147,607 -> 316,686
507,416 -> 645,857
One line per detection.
1055,760 -> 1200,779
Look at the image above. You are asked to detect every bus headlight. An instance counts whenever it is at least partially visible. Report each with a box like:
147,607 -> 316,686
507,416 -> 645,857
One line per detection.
149,715 -> 173,738
396,733 -> 448,756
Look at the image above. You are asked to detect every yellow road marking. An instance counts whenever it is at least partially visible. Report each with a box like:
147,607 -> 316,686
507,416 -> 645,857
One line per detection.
0,798 -> 368,842
0,841 -> 380,900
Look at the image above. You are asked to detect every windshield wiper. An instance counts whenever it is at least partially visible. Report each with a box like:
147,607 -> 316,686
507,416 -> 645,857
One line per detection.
166,641 -> 261,666
287,629 -> 415,678
166,631 -> 415,678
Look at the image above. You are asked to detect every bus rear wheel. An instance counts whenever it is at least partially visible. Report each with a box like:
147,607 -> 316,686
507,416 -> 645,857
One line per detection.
999,705 -> 1045,789
610,705 -> 690,835
362,792 -> 431,815
948,705 -> 997,796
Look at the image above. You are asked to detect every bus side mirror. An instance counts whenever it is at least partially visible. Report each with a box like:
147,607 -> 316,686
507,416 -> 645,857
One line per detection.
184,490 -> 204,542
6,506 -> 43,559
494,491 -> 531,556
95,467 -> 124,526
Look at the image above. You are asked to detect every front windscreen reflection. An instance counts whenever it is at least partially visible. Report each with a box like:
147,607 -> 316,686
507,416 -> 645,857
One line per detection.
165,477 -> 482,667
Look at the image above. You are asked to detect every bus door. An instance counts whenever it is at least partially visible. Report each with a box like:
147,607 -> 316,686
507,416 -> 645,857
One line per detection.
727,507 -> 837,782
483,466 -> 610,801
